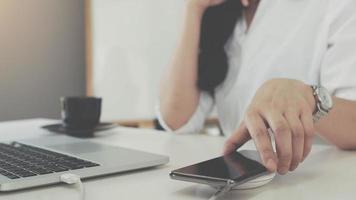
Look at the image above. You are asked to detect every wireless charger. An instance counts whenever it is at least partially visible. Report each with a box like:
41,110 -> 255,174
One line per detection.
233,150 -> 276,190
233,172 -> 276,190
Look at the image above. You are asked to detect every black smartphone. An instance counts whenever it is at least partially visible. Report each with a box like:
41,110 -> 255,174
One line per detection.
170,150 -> 268,188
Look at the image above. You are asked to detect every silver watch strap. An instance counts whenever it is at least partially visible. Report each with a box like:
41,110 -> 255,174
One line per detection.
313,108 -> 327,123
311,85 -> 332,123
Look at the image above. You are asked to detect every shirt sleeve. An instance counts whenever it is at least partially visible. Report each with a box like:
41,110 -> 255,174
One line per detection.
320,0 -> 356,100
156,92 -> 214,134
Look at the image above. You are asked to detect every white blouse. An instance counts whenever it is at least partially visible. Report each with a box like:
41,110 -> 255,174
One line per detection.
157,0 -> 356,136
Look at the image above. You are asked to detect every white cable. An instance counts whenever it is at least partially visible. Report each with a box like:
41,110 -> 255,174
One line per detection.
60,173 -> 85,200
209,190 -> 224,200
209,181 -> 235,200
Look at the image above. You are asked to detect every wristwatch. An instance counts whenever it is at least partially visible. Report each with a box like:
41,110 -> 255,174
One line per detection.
311,85 -> 333,122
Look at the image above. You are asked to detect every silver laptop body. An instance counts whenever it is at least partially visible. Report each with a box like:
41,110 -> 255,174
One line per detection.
0,135 -> 169,191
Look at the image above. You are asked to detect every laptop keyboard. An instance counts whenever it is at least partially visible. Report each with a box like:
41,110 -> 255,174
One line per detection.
0,142 -> 100,179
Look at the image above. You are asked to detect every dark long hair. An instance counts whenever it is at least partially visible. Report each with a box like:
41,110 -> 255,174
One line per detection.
198,0 -> 244,94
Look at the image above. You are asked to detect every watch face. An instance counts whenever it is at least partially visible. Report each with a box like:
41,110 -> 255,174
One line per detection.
318,87 -> 333,110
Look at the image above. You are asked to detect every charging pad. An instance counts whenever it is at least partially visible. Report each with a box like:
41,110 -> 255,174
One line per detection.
234,150 -> 276,190
171,149 -> 276,193
233,172 -> 276,190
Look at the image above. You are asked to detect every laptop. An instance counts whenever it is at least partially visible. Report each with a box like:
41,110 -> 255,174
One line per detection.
0,135 -> 169,191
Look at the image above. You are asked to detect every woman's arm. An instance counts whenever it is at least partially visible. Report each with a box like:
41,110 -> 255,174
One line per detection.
159,1 -> 224,130
224,79 -> 356,175
224,0 -> 356,175
316,97 -> 356,150
159,4 -> 203,130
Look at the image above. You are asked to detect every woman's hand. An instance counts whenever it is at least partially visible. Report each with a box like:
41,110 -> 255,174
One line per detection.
187,0 -> 225,12
240,0 -> 250,7
224,79 -> 316,174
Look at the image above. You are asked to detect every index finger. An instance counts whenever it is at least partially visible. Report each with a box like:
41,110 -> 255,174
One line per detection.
244,110 -> 277,172
224,122 -> 251,155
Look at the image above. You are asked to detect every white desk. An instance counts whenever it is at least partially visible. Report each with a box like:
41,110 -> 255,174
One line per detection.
0,119 -> 355,200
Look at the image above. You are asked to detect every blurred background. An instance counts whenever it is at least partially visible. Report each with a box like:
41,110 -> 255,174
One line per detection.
0,0 -> 330,140
0,0 -> 209,130
0,0 -> 86,121
89,0 -> 185,123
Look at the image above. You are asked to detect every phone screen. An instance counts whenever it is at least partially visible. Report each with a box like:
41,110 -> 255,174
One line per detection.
172,151 -> 267,182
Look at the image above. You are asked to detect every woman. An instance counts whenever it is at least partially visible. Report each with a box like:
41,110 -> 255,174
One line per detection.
158,0 -> 356,175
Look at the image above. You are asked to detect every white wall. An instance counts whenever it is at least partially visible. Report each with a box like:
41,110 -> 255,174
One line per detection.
91,0 -> 185,121
0,0 -> 86,121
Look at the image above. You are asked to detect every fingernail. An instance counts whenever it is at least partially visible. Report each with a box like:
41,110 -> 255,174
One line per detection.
278,168 -> 288,175
266,159 -> 277,172
290,164 -> 298,171
277,165 -> 289,174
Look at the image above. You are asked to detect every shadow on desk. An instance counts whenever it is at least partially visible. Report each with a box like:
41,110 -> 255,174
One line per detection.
173,184 -> 262,200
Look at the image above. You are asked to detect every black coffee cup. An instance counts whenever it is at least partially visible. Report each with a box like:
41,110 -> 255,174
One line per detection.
60,97 -> 102,130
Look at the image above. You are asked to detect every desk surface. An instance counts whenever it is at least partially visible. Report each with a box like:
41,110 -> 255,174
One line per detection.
0,119 -> 355,200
